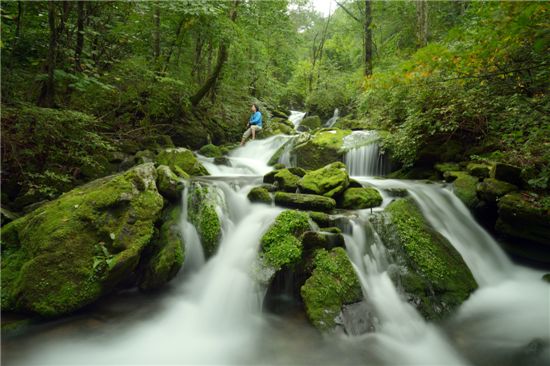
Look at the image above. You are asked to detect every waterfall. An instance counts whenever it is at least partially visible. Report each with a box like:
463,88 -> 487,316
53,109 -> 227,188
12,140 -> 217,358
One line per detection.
344,131 -> 389,177
179,182 -> 205,273
325,108 -> 340,127
288,110 -> 306,128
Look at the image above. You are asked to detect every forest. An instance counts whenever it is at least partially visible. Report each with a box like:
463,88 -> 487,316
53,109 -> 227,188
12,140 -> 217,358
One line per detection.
1,1 -> 549,366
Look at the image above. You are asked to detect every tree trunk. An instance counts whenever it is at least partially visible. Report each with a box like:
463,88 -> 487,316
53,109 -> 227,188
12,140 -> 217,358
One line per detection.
416,0 -> 428,48
74,0 -> 85,72
37,0 -> 57,107
364,0 -> 373,76
190,1 -> 239,107
153,1 -> 160,60
162,17 -> 185,73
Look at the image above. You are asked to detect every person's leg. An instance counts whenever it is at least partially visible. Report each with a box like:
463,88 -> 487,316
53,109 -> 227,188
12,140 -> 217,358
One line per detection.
251,125 -> 257,140
241,126 -> 252,145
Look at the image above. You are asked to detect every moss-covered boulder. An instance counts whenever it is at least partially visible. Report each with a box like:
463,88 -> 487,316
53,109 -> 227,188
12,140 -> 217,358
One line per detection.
156,148 -> 209,177
260,118 -> 296,138
187,183 -> 223,257
434,162 -> 461,177
371,198 -> 478,320
302,231 -> 345,251
496,192 -> 550,246
299,162 -> 349,198
300,247 -> 363,331
198,144 -> 223,158
247,186 -> 272,204
260,210 -> 311,270
491,162 -> 523,186
467,162 -> 491,178
307,211 -> 332,227
0,163 -> 164,317
135,150 -> 156,165
274,192 -> 336,212
476,178 -> 518,203
274,169 -> 301,192
138,205 -> 184,291
339,187 -> 383,209
156,165 -> 185,202
300,116 -> 322,130
263,169 -> 280,184
452,172 -> 480,209
291,129 -> 352,170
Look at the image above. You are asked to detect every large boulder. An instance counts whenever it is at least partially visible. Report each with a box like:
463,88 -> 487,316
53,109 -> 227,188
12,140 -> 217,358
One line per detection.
300,116 -> 322,130
274,169 -> 301,192
371,198 -> 478,320
138,205 -> 185,291
290,129 -> 352,170
496,192 -> 550,246
187,182 -> 223,257
260,210 -> 311,271
274,192 -> 336,212
452,172 -> 480,209
247,186 -> 272,204
0,164 -> 164,317
300,247 -> 363,331
299,162 -> 349,198
491,162 -> 523,186
156,148 -> 209,177
198,144 -> 223,158
338,187 -> 383,209
260,118 -> 296,138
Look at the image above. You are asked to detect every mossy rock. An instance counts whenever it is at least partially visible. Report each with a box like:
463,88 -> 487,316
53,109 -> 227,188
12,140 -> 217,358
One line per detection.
332,117 -> 373,130
247,186 -> 272,204
273,163 -> 286,170
187,183 -> 222,257
288,167 -> 307,177
467,163 -> 491,178
291,129 -> 352,170
339,187 -> 383,210
496,192 -> 550,246
434,162 -> 461,176
261,120 -> 295,139
491,163 -> 523,187
299,162 -> 349,198
198,144 -> 223,158
542,274 -> 550,283
274,192 -> 336,212
0,163 -> 164,317
274,169 -> 301,192
452,172 -> 480,209
476,178 -> 517,203
307,211 -> 332,227
213,156 -> 232,166
138,205 -> 185,291
260,210 -> 311,270
263,169 -> 280,184
300,247 -> 363,331
300,116 -> 322,130
302,231 -> 345,251
156,148 -> 209,177
371,198 -> 478,321
135,150 -> 156,165
156,165 -> 185,202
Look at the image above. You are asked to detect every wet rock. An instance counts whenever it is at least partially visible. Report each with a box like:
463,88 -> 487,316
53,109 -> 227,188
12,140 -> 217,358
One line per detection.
187,182 -> 223,257
338,187 -> 383,209
467,162 -> 491,178
274,192 -> 336,212
337,301 -> 376,335
291,129 -> 352,170
156,148 -> 209,177
156,165 -> 185,202
248,186 -> 272,204
263,169 -> 280,184
302,231 -> 345,250
491,162 -> 523,186
307,211 -> 333,227
274,169 -> 301,192
299,162 -> 349,198
213,156 -> 232,166
300,116 -> 322,130
198,144 -> 223,158
452,172 -> 480,209
476,178 -> 517,203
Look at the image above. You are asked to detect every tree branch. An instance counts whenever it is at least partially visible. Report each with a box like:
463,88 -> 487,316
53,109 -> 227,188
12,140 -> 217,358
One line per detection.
334,0 -> 361,23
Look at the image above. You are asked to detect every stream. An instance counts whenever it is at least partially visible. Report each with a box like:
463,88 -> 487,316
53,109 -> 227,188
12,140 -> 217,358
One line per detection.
2,112 -> 549,366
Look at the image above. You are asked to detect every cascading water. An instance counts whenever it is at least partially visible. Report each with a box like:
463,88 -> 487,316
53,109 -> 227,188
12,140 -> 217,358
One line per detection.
344,130 -> 389,177
325,108 -> 340,127
288,110 -> 306,128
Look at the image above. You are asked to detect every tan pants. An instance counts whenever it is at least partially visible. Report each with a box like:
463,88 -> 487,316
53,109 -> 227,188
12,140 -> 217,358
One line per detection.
242,125 -> 262,139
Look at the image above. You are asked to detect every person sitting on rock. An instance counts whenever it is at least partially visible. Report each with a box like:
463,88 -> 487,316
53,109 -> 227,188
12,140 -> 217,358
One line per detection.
240,104 -> 262,145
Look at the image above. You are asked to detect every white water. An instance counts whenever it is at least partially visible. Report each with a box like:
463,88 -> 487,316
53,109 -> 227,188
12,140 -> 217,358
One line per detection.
288,110 -> 306,128
344,131 -> 389,177
4,114 -> 549,366
325,108 -> 340,127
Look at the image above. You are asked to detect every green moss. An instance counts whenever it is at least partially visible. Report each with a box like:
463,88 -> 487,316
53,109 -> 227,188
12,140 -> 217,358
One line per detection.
434,162 -> 461,175
139,206 -> 185,291
467,163 -> 491,178
299,162 -> 349,198
307,211 -> 332,227
292,129 -> 352,170
274,169 -> 301,192
452,172 -> 480,208
198,144 -> 223,158
263,169 -> 280,184
339,187 -> 383,209
156,148 -> 209,177
187,183 -> 222,257
247,186 -> 272,204
496,192 -> 550,246
383,198 -> 478,320
300,116 -> 322,130
156,165 -> 185,201
476,178 -> 517,203
274,192 -> 336,212
300,247 -> 362,331
0,163 -> 164,317
260,210 -> 310,270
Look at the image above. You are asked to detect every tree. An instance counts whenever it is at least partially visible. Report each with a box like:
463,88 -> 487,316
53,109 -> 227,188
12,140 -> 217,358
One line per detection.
416,0 -> 428,48
37,0 -> 57,107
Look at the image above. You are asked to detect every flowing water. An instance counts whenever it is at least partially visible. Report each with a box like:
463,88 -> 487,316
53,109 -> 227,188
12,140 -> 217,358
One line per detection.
3,115 -> 549,366
344,130 -> 389,177
325,108 -> 340,127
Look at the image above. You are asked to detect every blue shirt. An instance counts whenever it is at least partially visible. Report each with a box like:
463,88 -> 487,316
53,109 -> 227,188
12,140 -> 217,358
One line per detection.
249,111 -> 262,127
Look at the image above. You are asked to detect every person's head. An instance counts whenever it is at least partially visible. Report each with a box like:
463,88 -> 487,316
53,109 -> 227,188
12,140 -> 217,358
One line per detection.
251,104 -> 259,113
